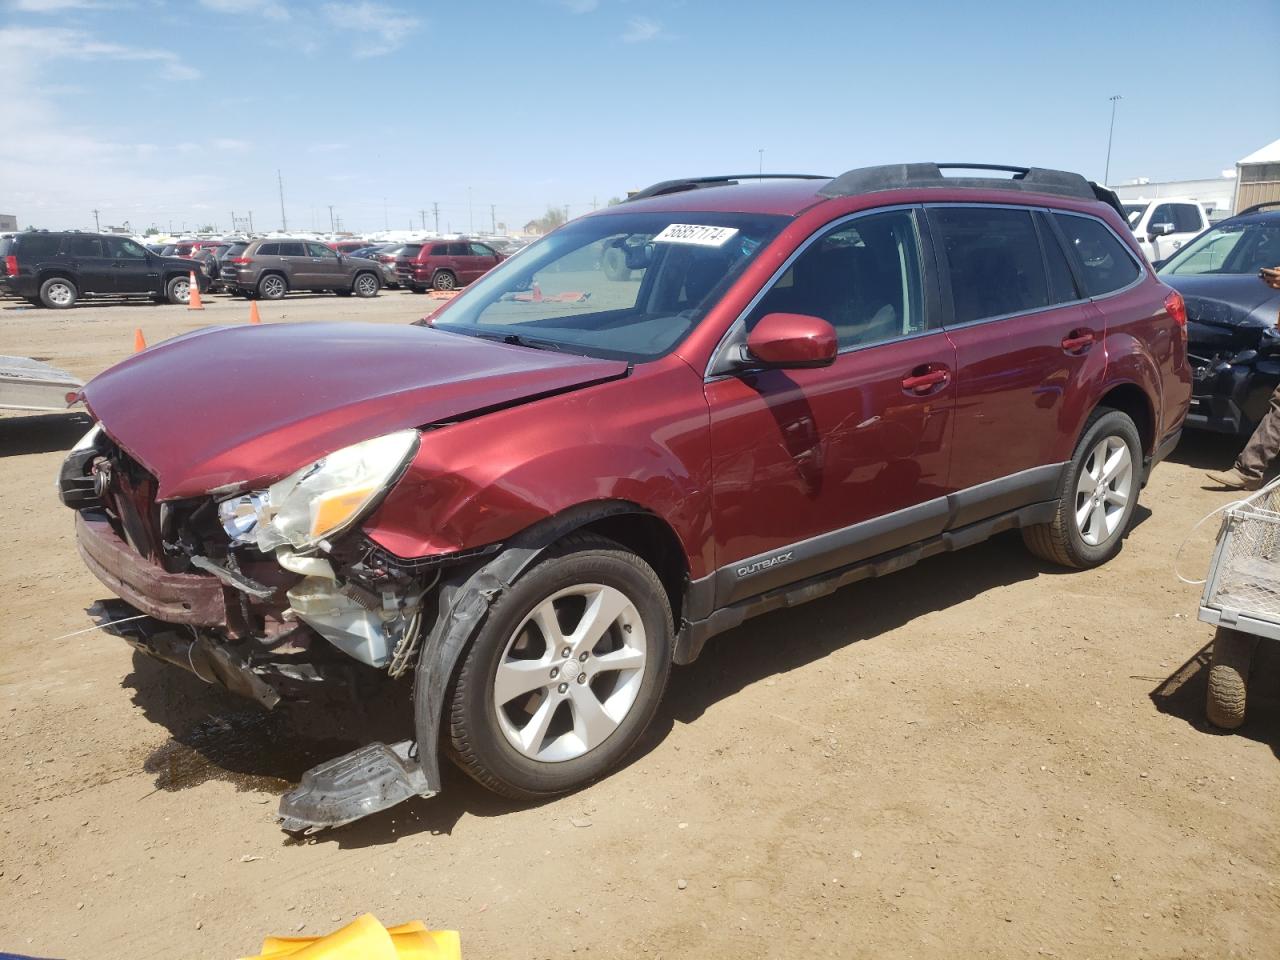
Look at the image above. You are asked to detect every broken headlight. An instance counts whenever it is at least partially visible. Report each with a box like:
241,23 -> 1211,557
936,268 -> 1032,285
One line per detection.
218,430 -> 419,553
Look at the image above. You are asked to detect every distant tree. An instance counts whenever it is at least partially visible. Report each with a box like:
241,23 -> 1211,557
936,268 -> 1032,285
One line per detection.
607,196 -> 623,206
198,224 -> 214,233
144,227 -> 159,236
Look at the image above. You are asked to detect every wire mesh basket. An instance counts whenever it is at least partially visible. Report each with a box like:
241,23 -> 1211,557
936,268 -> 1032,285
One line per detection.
1200,477 -> 1280,639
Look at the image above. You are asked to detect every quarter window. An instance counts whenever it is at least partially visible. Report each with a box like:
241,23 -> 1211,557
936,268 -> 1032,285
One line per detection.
430,244 -> 448,255
257,243 -> 280,255
1052,214 -> 1140,297
746,209 -> 927,349
931,207 -> 1049,324
64,237 -> 104,257
19,235 -> 61,259
1037,213 -> 1079,304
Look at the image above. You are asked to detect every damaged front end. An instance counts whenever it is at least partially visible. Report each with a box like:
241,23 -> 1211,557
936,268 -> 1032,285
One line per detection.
60,423 -> 475,831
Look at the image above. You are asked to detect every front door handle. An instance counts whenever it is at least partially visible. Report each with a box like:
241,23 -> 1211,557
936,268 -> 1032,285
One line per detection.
1062,329 -> 1095,354
901,365 -> 951,395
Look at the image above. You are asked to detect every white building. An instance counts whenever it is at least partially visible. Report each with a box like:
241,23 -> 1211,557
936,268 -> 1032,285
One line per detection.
1112,173 -> 1237,221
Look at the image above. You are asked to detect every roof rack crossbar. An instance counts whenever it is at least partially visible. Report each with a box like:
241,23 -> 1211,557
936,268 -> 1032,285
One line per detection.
627,174 -> 829,202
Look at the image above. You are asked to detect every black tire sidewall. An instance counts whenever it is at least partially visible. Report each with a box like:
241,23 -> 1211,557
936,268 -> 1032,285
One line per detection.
449,544 -> 672,797
1058,410 -> 1143,567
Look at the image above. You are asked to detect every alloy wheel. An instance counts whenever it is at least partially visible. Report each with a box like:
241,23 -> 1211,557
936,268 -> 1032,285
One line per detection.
493,583 -> 647,763
1074,436 -> 1133,546
47,282 -> 73,306
356,274 -> 377,295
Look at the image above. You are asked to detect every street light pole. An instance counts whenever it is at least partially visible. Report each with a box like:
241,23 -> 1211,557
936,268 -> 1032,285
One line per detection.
758,148 -> 763,178
1104,95 -> 1122,186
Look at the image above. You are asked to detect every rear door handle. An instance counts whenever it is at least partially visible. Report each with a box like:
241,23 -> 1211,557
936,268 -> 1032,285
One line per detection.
1061,329 -> 1095,354
901,365 -> 951,395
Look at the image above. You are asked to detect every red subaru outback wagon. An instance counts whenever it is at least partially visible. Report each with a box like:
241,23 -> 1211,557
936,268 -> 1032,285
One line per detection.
60,164 -> 1190,832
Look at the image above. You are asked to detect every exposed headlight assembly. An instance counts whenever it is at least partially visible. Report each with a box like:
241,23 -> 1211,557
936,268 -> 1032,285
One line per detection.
218,430 -> 419,553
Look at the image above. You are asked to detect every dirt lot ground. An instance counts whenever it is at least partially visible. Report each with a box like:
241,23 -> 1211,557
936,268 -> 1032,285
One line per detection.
1,290 -> 1278,959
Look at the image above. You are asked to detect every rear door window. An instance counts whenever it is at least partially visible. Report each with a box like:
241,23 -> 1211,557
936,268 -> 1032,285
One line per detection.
447,242 -> 468,256
278,242 -> 306,257
929,207 -> 1049,324
1036,212 -> 1080,304
430,244 -> 448,256
1052,213 -> 1141,297
256,242 -> 281,256
64,236 -> 105,257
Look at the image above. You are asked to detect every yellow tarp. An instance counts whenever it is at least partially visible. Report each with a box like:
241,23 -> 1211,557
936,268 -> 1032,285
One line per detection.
243,914 -> 460,960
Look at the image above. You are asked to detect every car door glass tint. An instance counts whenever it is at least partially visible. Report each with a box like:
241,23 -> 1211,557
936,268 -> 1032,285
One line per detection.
447,243 -> 468,256
430,244 -> 447,256
470,243 -> 495,257
933,207 -> 1048,324
278,242 -> 306,257
747,209 -> 926,349
257,243 -> 280,256
1173,204 -> 1202,233
112,238 -> 147,259
306,242 -> 335,258
65,237 -> 104,257
1052,214 -> 1140,296
1037,214 -> 1079,304
20,235 -> 61,258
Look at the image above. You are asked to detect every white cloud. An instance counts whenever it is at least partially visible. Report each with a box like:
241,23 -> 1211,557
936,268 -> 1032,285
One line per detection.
621,16 -> 661,43
560,0 -> 598,12
0,26 -> 201,80
321,1 -> 421,58
197,0 -> 289,20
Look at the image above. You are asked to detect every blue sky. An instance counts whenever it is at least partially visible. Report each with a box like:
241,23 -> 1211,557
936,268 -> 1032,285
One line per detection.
1,0 -> 1277,234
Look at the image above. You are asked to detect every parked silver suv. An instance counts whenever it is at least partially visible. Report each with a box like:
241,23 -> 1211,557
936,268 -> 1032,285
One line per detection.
220,239 -> 383,300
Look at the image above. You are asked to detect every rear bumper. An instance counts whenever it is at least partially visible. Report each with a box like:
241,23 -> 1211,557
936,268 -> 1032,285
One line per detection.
1,275 -> 36,297
75,512 -> 226,625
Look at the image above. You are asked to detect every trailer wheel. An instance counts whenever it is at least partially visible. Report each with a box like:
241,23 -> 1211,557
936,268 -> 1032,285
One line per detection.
1206,627 -> 1255,730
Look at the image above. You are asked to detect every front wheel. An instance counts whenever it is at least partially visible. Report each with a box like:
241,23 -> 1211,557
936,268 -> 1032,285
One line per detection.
1022,408 -> 1142,568
444,534 -> 673,799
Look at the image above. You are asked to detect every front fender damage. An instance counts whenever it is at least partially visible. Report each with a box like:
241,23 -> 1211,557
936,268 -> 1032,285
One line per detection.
276,540 -> 546,835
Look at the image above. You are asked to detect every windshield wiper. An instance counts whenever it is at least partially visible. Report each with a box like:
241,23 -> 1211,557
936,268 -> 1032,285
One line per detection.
472,331 -> 564,352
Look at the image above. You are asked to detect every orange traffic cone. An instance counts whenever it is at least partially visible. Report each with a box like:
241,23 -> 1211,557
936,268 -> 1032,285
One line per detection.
133,328 -> 147,353
187,271 -> 204,311
248,300 -> 261,324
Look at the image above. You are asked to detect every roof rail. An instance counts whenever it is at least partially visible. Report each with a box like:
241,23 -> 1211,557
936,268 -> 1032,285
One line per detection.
626,174 -> 829,202
1237,200 -> 1280,217
818,163 -> 1126,220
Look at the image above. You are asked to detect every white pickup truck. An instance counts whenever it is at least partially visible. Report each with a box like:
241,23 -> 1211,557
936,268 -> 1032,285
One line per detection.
0,356 -> 82,411
1123,197 -> 1210,264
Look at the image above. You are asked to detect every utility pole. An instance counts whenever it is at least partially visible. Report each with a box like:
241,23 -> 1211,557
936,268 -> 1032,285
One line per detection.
92,209 -> 100,232
490,204 -> 496,233
419,209 -> 427,231
1104,95 -> 1122,186
432,202 -> 439,233
230,211 -> 236,233
591,196 -> 598,211
468,187 -> 474,234
277,168 -> 288,232
758,148 -> 764,177
328,205 -> 335,233
248,210 -> 254,233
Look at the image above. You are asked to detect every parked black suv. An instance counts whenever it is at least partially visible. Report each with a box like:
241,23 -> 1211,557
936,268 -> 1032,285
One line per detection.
0,232 -> 207,308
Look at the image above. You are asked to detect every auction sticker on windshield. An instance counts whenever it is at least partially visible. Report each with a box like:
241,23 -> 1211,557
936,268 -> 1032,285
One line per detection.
652,224 -> 740,247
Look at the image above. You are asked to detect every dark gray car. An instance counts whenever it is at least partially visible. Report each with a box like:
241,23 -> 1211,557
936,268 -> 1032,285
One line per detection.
220,239 -> 383,300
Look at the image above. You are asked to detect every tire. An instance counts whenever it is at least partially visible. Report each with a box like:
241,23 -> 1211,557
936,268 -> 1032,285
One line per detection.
1022,408 -> 1142,568
1206,627 -> 1254,729
432,270 -> 457,292
257,273 -> 287,300
602,246 -> 631,281
353,271 -> 380,298
165,274 -> 191,305
445,533 -> 673,800
39,276 -> 77,309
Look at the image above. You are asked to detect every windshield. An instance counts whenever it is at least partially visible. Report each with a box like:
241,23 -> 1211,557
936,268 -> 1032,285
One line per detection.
1123,204 -> 1149,229
430,211 -> 788,362
1158,219 -> 1280,276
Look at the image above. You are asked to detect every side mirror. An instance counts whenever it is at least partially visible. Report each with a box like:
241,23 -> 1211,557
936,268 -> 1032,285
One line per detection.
1148,223 -> 1175,240
743,313 -> 837,369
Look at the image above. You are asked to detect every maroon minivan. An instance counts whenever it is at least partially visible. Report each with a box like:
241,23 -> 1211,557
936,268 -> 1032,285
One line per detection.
60,163 -> 1190,832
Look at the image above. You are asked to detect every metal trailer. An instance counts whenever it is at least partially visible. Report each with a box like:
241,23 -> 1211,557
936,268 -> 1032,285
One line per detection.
1198,476 -> 1280,727
0,356 -> 82,412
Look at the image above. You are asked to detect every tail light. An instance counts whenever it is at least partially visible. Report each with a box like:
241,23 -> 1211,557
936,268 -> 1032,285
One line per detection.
1164,290 -> 1187,327
3,255 -> 16,276
230,257 -> 252,265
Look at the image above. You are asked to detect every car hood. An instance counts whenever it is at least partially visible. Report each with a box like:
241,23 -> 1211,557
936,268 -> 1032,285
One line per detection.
1162,274 -> 1280,328
84,323 -> 628,500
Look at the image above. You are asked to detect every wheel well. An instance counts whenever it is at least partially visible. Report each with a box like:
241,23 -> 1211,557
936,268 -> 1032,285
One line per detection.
434,268 -> 456,277
1096,384 -> 1154,457
573,512 -> 689,625
38,270 -> 76,286
259,270 -> 287,286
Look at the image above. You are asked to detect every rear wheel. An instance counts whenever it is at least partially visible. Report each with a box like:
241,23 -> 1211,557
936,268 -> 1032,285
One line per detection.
258,274 -> 287,300
39,277 -> 77,309
444,534 -> 673,799
1022,409 -> 1141,568
353,272 -> 380,298
165,274 -> 191,305
432,270 -> 457,291
1206,627 -> 1254,729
